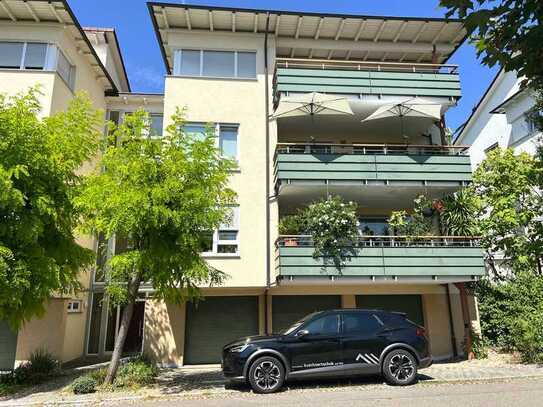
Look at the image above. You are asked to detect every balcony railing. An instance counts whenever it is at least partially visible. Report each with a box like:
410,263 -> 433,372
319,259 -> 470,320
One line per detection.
277,235 -> 481,248
275,235 -> 486,280
276,143 -> 469,156
274,142 -> 473,187
274,57 -> 461,103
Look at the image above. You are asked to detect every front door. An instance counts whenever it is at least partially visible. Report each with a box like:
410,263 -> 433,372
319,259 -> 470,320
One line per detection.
340,311 -> 386,372
288,313 -> 342,373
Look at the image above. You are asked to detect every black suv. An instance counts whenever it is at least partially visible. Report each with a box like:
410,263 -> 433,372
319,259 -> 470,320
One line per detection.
222,309 -> 432,393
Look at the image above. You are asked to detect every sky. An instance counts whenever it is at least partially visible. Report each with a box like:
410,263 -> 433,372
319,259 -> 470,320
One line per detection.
68,0 -> 499,133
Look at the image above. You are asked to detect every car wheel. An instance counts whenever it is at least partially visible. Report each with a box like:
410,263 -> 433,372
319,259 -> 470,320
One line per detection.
248,356 -> 285,394
382,349 -> 418,386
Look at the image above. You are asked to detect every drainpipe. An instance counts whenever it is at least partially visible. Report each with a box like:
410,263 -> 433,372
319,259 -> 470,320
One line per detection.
263,12 -> 271,335
444,284 -> 458,358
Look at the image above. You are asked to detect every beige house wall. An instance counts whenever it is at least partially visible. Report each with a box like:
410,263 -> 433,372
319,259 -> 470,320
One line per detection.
15,299 -> 68,362
163,31 -> 276,288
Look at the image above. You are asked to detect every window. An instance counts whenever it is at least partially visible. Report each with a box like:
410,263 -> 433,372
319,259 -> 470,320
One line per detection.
359,218 -> 389,236
304,314 -> 339,336
149,114 -> 164,138
202,206 -> 240,256
87,293 -> 104,354
342,313 -> 383,335
67,300 -> 82,313
0,41 -> 47,69
525,109 -> 542,134
56,49 -> 75,90
484,142 -> 499,154
175,49 -> 257,79
185,122 -> 239,161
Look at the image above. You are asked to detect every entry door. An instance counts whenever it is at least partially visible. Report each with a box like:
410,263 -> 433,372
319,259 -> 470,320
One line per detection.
340,312 -> 385,371
289,313 -> 342,372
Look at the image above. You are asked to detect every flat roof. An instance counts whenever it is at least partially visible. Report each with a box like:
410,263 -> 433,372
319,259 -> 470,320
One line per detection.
0,0 -> 118,94
148,2 -> 468,74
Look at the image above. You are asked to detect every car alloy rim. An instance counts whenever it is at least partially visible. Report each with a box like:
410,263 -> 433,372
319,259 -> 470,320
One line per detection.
254,360 -> 281,390
388,353 -> 415,381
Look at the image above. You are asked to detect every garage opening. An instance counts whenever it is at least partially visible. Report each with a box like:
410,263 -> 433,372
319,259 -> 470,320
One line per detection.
272,295 -> 341,334
184,296 -> 259,365
356,295 -> 424,326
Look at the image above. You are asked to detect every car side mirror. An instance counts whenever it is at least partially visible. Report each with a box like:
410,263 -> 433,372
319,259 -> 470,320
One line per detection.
295,329 -> 309,338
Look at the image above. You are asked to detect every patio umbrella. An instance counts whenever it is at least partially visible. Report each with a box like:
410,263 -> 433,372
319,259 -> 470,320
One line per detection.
272,92 -> 354,119
361,98 -> 442,140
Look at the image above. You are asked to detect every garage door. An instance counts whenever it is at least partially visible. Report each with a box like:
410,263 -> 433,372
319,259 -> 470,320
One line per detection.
356,295 -> 424,326
272,295 -> 341,334
0,320 -> 17,371
184,296 -> 258,365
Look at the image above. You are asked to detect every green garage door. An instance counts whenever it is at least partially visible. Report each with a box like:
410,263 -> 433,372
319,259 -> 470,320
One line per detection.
272,295 -> 341,334
0,320 -> 17,371
356,295 -> 424,326
185,296 -> 259,365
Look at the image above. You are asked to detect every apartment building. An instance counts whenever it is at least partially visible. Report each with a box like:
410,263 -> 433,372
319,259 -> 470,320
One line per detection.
1,0 -> 484,369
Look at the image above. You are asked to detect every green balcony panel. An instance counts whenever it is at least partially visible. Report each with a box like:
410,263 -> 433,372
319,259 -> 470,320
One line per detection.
275,67 -> 461,99
275,153 -> 473,184
276,245 -> 486,279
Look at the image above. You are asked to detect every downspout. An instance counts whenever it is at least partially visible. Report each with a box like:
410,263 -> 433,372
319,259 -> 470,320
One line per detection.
263,12 -> 271,335
445,283 -> 458,358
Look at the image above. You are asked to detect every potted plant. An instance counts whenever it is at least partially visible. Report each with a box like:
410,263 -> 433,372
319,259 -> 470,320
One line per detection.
278,214 -> 304,246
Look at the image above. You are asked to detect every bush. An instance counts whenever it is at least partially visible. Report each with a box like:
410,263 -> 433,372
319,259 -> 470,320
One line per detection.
72,375 -> 97,394
115,356 -> 157,388
476,273 -> 543,363
1,348 -> 59,386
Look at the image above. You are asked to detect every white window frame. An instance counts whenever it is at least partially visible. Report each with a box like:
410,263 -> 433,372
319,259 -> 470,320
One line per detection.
67,300 -> 82,313
173,49 -> 257,79
185,121 -> 239,162
0,41 -> 52,70
56,48 -> 76,91
202,206 -> 240,257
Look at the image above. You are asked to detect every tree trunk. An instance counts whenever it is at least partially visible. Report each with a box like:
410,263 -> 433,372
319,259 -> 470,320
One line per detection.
104,271 -> 142,384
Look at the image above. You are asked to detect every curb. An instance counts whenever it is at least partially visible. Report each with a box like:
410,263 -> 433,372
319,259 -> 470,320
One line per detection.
2,374 -> 543,406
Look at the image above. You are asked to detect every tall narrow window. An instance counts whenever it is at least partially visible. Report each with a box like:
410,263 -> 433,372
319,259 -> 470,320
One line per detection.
237,52 -> 257,78
219,125 -> 238,160
87,292 -> 104,354
149,114 -> 164,138
56,49 -> 75,90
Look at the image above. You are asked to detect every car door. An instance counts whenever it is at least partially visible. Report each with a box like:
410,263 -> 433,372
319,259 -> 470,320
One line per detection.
288,313 -> 342,373
340,312 -> 386,372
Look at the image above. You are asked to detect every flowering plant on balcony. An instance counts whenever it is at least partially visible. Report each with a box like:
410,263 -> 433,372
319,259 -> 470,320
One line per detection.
303,196 -> 359,267
388,194 -> 434,239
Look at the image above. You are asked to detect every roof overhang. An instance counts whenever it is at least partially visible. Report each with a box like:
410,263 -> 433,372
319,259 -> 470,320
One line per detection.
148,2 -> 468,75
489,88 -> 530,114
0,0 -> 118,94
83,27 -> 131,92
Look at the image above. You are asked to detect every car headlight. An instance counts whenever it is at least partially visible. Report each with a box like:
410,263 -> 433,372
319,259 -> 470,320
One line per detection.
229,344 -> 250,353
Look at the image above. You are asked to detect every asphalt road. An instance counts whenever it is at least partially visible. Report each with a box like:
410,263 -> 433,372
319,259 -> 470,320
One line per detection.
120,378 -> 543,407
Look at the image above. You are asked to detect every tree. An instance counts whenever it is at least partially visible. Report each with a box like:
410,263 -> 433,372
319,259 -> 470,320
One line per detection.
0,89 -> 101,329
471,148 -> 543,276
75,109 -> 236,384
440,0 -> 543,90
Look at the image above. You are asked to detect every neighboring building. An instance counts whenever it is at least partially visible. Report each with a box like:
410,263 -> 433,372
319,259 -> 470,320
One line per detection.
455,69 -> 541,167
1,0 -> 484,368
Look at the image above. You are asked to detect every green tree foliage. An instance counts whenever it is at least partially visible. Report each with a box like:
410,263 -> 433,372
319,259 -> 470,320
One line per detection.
0,89 -> 101,329
387,195 -> 434,238
440,0 -> 543,90
472,148 -> 543,276
76,109 -> 236,383
476,273 -> 543,363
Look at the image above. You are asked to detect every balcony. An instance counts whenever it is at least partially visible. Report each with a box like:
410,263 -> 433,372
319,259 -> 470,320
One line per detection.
273,58 -> 461,105
275,236 -> 485,283
274,143 -> 471,208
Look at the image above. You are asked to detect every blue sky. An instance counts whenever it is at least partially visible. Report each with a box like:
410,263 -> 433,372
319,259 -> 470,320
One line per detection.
69,0 -> 499,132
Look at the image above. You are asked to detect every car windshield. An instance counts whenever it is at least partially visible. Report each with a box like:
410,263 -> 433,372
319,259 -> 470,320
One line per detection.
279,312 -> 319,335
